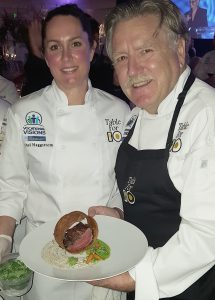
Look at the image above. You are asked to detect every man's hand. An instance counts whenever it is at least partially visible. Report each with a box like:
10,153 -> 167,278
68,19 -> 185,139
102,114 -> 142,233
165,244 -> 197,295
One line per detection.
0,235 -> 12,262
88,206 -> 123,219
89,272 -> 135,292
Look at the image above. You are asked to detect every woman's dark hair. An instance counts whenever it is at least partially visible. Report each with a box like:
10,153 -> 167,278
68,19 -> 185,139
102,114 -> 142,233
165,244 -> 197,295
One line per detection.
41,4 -> 93,52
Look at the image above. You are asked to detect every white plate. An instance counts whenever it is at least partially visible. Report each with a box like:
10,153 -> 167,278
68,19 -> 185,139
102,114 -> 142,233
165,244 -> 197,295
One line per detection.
19,215 -> 148,281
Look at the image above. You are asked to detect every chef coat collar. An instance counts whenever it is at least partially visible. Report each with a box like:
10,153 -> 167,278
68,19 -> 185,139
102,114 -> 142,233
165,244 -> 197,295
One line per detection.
142,66 -> 191,119
51,79 -> 94,107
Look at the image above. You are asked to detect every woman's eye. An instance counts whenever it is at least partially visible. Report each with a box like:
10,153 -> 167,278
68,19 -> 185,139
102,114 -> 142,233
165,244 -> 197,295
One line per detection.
48,44 -> 60,52
72,41 -> 82,47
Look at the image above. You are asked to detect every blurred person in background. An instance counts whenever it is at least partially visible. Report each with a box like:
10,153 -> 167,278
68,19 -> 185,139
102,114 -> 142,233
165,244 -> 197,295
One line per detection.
0,75 -> 21,300
185,0 -> 208,38
194,33 -> 215,87
0,75 -> 18,150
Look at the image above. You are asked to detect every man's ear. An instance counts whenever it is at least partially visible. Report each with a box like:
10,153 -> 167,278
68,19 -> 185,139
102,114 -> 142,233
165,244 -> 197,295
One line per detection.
177,37 -> 186,68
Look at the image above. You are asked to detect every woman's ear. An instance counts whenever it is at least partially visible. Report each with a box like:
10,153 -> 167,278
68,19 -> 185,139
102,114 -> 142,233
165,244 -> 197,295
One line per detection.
44,57 -> 49,68
90,40 -> 97,62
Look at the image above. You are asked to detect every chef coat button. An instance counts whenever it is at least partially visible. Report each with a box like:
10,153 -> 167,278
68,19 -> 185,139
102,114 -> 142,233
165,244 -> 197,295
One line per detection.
57,109 -> 64,114
61,145 -> 66,150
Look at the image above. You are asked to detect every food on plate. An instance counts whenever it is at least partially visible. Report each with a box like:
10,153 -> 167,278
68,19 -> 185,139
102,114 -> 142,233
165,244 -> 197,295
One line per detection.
41,238 -> 110,269
42,211 -> 110,269
86,239 -> 110,263
54,211 -> 98,253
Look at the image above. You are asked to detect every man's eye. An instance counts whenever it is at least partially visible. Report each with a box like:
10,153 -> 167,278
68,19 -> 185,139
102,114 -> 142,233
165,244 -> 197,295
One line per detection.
140,48 -> 153,55
113,55 -> 128,65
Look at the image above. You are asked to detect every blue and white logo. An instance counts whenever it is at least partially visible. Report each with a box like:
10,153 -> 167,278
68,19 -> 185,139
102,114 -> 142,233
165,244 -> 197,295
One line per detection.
23,111 -> 46,142
25,111 -> 42,125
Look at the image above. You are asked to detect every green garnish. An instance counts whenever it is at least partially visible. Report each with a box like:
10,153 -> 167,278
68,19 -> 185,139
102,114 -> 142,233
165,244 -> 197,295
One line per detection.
0,259 -> 31,280
86,239 -> 110,260
67,256 -> 78,266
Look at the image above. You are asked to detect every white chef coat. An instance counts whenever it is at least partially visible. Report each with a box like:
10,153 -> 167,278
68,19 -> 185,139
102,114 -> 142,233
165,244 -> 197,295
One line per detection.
0,75 -> 19,105
0,99 -> 10,150
0,75 -> 18,151
0,80 -> 130,300
0,77 -> 20,300
127,67 -> 215,300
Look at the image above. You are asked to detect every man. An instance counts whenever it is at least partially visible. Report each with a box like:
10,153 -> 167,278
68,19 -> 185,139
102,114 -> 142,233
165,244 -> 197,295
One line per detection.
89,1 -> 215,299
185,0 -> 208,38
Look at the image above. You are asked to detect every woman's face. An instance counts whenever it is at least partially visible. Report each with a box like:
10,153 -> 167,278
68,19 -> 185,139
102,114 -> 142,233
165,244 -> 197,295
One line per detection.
111,15 -> 185,113
44,15 -> 95,93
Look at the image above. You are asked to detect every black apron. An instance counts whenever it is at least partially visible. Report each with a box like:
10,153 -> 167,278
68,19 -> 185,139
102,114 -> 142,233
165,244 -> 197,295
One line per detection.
115,73 -> 215,300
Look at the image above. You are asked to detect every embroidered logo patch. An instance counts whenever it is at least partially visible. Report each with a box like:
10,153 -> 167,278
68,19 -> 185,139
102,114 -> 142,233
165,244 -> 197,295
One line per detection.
123,176 -> 136,204
23,111 -> 46,141
105,118 -> 122,142
170,121 -> 189,153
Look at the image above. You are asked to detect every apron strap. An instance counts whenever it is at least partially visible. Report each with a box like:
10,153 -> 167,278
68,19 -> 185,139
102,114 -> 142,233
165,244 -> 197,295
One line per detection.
165,72 -> 195,151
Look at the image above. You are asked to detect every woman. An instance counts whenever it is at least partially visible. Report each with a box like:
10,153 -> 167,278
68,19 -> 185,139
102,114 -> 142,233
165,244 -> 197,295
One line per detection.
0,4 -> 130,300
89,1 -> 215,300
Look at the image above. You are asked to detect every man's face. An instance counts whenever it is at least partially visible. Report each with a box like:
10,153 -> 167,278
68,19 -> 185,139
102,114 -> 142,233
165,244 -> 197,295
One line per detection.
111,14 -> 185,113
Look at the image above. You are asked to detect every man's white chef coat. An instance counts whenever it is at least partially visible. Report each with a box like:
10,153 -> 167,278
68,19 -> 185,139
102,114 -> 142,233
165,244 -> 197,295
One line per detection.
0,80 -> 129,226
127,67 -> 215,300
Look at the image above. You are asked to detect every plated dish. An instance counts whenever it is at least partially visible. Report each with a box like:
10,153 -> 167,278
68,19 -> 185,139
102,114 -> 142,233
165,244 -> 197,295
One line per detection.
19,215 -> 148,281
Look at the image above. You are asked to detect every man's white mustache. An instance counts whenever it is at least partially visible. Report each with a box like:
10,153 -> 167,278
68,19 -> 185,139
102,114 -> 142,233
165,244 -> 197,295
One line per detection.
125,75 -> 152,88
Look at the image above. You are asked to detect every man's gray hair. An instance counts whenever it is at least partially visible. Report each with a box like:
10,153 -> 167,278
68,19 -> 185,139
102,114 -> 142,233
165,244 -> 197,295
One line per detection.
104,0 -> 189,59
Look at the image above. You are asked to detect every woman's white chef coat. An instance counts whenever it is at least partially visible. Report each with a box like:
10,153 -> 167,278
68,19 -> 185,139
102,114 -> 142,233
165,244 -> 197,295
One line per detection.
0,80 -> 130,300
0,80 -> 129,225
126,67 -> 215,300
